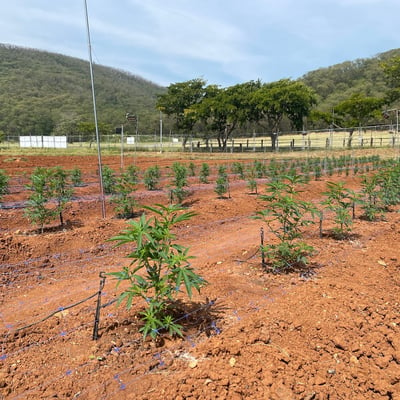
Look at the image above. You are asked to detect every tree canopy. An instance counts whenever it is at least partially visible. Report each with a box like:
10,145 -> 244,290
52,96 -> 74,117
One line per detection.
158,78 -> 317,149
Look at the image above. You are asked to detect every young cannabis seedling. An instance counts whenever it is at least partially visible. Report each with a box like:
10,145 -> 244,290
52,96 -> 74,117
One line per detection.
215,165 -> 230,198
246,166 -> 258,194
25,168 -> 55,233
231,162 -> 245,180
108,204 -> 207,339
50,167 -> 73,227
143,165 -> 161,190
321,181 -> 357,239
101,165 -> 117,194
254,175 -> 317,273
0,169 -> 9,205
70,167 -> 84,187
111,172 -> 138,219
359,174 -> 385,221
125,164 -> 140,186
199,163 -> 210,184
169,162 -> 189,204
188,162 -> 196,177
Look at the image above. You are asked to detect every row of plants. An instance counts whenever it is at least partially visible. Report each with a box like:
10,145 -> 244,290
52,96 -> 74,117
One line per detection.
0,154 -> 384,203
255,159 -> 400,274
108,159 -> 400,340
3,156 -> 399,342
0,154 -> 397,235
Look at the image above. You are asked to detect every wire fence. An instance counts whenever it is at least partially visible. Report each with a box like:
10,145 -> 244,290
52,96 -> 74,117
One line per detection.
1,124 -> 400,153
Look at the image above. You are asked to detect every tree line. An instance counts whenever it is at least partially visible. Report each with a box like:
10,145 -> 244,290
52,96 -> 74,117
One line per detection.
1,44 -> 400,145
157,52 -> 400,150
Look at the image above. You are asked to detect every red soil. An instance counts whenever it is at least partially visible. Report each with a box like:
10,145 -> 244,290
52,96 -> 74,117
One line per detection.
1,153 -> 400,399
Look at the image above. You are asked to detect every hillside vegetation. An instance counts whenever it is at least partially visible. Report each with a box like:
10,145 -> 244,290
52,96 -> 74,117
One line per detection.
1,44 -> 400,140
0,44 -> 165,138
301,48 -> 400,112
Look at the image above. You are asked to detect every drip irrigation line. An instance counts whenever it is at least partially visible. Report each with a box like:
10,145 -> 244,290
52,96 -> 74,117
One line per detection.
3,279 -> 282,400
1,322 -> 93,362
14,292 -> 98,333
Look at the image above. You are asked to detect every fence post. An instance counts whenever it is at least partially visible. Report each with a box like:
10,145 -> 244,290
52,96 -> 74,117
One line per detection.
260,227 -> 266,268
92,272 -> 107,340
319,211 -> 324,238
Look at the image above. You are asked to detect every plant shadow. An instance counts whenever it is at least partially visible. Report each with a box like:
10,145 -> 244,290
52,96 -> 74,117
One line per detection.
29,219 -> 84,235
169,297 -> 226,338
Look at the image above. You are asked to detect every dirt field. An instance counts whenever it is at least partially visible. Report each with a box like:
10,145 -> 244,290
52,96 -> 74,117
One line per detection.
1,153 -> 400,399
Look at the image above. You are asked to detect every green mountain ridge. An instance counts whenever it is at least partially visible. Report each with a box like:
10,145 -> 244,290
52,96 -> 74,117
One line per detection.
0,44 -> 399,139
301,48 -> 400,112
0,44 -> 165,138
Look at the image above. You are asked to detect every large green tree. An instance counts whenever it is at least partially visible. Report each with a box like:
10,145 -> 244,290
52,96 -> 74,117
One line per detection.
251,79 -> 317,150
334,92 -> 385,148
334,93 -> 384,127
156,78 -> 206,146
194,80 -> 261,149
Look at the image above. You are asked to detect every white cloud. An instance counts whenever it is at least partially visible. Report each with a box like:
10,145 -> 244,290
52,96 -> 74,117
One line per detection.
1,0 -> 400,86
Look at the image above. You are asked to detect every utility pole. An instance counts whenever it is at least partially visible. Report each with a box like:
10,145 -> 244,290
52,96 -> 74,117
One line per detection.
83,0 -> 106,218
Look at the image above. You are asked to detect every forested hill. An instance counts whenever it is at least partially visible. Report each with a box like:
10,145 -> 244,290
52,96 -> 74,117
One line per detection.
301,48 -> 400,112
0,44 -> 165,137
1,44 -> 400,138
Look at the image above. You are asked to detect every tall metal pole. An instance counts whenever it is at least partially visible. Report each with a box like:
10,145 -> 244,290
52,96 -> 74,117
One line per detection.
84,0 -> 106,218
120,124 -> 124,170
159,110 -> 163,153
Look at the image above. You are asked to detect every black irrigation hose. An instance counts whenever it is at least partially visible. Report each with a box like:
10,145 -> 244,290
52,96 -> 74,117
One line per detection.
14,291 -> 98,333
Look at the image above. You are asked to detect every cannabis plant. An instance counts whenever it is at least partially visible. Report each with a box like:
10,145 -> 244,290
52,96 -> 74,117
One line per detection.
50,167 -> 73,227
169,162 -> 188,204
101,165 -> 117,194
254,175 -> 316,273
70,168 -> 84,187
143,165 -> 161,190
25,168 -> 55,233
108,204 -> 207,339
321,181 -> 357,239
0,169 -> 9,204
199,163 -> 210,184
111,172 -> 137,219
215,165 -> 229,198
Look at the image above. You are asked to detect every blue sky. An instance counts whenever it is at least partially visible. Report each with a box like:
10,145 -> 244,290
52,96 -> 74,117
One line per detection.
1,0 -> 400,87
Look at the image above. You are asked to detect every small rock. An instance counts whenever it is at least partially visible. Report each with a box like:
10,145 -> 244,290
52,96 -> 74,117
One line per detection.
229,357 -> 236,367
333,336 -> 347,351
314,374 -> 326,385
350,355 -> 359,365
188,360 -> 198,369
